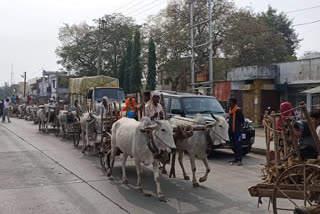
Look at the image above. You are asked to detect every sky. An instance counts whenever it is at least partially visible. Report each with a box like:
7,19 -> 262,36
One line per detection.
0,0 -> 319,86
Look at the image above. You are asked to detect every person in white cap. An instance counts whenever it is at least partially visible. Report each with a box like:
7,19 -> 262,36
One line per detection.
49,98 -> 56,108
96,96 -> 109,117
144,91 -> 164,120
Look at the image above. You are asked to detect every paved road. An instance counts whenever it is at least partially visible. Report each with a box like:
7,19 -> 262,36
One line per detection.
0,118 -> 273,214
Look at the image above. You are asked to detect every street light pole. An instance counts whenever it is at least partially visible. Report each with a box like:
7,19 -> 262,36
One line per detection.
97,19 -> 106,76
24,72 -> 26,98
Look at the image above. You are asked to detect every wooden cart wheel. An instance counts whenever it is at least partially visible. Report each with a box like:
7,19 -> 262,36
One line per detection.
55,124 -> 60,137
100,132 -> 112,172
73,124 -> 81,148
272,164 -> 320,214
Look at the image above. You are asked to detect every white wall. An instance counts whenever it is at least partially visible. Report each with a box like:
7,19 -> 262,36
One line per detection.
278,58 -> 320,84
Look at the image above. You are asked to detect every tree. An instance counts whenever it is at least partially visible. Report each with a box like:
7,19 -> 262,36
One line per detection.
258,6 -> 300,56
0,82 -> 12,99
129,30 -> 142,93
119,40 -> 133,94
146,38 -> 157,90
56,14 -> 134,77
222,10 -> 289,67
145,0 -> 235,89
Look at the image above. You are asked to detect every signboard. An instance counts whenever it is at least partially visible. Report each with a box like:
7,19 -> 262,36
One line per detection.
239,84 -> 252,91
262,84 -> 276,90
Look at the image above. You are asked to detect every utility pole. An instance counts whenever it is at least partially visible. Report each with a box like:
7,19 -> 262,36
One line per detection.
97,19 -> 106,76
190,0 -> 195,93
23,72 -> 26,98
208,0 -> 213,93
189,0 -> 214,95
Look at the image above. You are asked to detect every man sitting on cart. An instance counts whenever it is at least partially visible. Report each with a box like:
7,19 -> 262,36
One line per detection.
294,120 -> 318,159
144,91 -> 164,121
71,99 -> 82,118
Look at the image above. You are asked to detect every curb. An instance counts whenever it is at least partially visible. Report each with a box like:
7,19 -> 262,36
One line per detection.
251,147 -> 266,155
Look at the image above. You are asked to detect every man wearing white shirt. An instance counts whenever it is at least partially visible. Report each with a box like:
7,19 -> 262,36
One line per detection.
2,99 -> 11,123
144,91 -> 164,120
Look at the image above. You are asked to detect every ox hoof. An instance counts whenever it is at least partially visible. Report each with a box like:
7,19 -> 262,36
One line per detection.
193,182 -> 200,187
137,187 -> 143,193
184,175 -> 190,180
81,150 -> 85,154
107,170 -> 112,177
123,179 -> 128,184
199,177 -> 207,183
158,194 -> 166,202
162,169 -> 167,175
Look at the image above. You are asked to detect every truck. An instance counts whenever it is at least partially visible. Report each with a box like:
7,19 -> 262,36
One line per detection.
68,75 -> 125,112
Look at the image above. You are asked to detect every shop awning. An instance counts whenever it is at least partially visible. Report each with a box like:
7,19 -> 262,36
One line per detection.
301,86 -> 320,94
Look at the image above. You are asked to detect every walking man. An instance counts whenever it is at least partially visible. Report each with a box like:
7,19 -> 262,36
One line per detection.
228,97 -> 244,166
2,98 -> 11,123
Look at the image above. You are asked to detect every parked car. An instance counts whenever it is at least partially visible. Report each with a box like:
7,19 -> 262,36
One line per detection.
158,90 -> 255,155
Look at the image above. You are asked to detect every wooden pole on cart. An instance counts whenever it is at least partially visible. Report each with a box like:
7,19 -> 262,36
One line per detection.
271,112 -> 280,166
285,118 -> 302,162
160,94 -> 168,120
101,109 -> 104,144
113,102 -> 119,120
109,103 -> 113,131
137,92 -> 141,121
142,93 -> 146,117
279,116 -> 289,157
263,111 -> 271,165
299,101 -> 320,156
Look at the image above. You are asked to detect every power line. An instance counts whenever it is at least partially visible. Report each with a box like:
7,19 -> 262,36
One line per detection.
125,0 -> 162,16
293,19 -> 320,27
129,1 -> 166,18
117,0 -> 148,14
286,5 -> 320,13
110,0 -> 141,14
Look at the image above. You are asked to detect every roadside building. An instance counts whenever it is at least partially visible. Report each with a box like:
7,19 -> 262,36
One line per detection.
39,70 -> 68,100
227,57 -> 320,125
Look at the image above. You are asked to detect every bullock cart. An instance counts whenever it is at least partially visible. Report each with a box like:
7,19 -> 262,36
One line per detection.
99,101 -> 121,171
72,122 -> 81,147
71,108 -> 82,147
45,106 -> 60,134
248,102 -> 320,214
9,104 -> 19,118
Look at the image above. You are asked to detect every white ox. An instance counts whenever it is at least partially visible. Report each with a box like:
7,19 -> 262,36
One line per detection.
108,117 -> 176,201
36,104 -> 49,132
57,110 -> 78,138
169,114 -> 229,187
80,112 -> 102,153
18,104 -> 26,119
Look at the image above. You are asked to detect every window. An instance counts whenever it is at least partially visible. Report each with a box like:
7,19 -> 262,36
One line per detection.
170,98 -> 181,113
181,97 -> 225,115
52,80 -> 56,89
164,97 -> 169,110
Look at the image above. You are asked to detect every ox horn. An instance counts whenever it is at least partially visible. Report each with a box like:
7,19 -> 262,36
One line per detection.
89,112 -> 95,119
140,124 -> 158,133
210,113 -> 219,122
205,122 -> 216,128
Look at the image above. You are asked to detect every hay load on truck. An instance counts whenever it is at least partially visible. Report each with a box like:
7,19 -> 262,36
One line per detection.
68,75 -> 125,112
